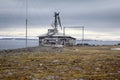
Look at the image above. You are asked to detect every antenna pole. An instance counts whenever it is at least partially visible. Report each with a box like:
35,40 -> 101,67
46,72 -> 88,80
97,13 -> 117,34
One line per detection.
26,0 -> 28,48
63,27 -> 66,46
63,27 -> 65,36
82,26 -> 84,47
63,26 -> 85,47
54,12 -> 57,29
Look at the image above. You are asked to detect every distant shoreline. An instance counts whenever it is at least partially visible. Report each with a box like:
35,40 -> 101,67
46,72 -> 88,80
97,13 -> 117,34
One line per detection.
0,39 -> 120,50
0,38 -> 38,40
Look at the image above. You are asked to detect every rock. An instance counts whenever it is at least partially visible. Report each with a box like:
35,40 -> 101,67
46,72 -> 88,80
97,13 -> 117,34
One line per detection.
43,75 -> 61,80
7,70 -> 13,76
39,63 -> 43,66
52,60 -> 60,63
24,66 -> 29,69
96,67 -> 101,71
117,70 -> 120,73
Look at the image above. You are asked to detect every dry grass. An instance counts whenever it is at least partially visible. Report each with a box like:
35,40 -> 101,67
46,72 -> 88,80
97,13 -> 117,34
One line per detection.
0,46 -> 120,80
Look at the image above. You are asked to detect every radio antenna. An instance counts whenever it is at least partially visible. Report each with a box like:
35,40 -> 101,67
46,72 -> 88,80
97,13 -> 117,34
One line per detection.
25,0 -> 28,48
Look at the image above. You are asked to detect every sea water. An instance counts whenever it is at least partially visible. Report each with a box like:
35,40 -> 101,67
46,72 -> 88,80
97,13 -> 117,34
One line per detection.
0,39 -> 39,50
76,40 -> 120,46
0,39 -> 120,50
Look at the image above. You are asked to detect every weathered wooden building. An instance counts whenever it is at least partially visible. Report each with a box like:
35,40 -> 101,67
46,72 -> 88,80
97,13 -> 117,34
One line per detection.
38,35 -> 76,47
38,12 -> 76,47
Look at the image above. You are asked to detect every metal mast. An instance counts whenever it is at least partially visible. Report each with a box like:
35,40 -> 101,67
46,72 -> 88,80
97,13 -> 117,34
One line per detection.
26,0 -> 28,47
82,26 -> 84,47
63,26 -> 85,47
54,12 -> 62,33
54,12 -> 58,29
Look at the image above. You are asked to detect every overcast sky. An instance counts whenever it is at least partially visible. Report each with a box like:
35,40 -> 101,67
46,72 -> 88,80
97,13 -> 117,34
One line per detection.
0,0 -> 120,40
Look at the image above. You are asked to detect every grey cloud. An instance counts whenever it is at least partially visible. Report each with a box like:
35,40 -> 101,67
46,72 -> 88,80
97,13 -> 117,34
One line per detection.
0,0 -> 120,33
0,13 -> 26,28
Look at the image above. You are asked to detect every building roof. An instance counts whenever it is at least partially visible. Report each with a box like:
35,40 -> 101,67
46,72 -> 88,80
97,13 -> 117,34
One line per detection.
38,35 -> 76,40
38,30 -> 76,40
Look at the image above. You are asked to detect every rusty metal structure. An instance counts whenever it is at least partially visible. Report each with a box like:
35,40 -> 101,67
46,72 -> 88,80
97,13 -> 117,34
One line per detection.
38,12 -> 76,47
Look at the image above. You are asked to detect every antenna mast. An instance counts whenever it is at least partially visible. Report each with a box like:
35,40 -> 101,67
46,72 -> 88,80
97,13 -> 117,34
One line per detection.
54,12 -> 62,32
26,0 -> 28,47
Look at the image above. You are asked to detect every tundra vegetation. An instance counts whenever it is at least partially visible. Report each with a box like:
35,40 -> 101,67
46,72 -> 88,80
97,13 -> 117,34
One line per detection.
0,46 -> 120,80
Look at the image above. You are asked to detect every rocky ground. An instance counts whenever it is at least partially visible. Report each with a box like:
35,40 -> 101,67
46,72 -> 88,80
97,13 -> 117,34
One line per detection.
0,46 -> 120,80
